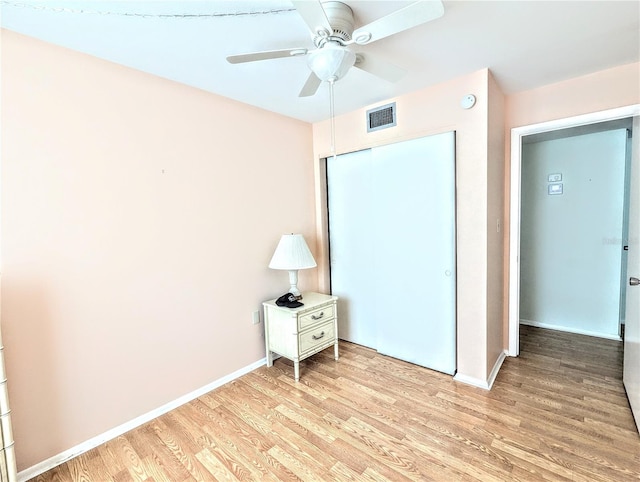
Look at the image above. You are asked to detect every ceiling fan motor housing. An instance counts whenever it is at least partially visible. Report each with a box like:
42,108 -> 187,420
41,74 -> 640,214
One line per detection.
315,1 -> 355,46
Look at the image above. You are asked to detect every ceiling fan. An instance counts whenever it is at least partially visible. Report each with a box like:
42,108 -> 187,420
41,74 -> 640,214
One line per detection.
226,0 -> 445,97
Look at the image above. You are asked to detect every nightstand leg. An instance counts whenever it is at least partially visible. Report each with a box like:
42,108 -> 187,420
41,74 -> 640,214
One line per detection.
265,330 -> 273,367
294,361 -> 300,382
334,341 -> 339,360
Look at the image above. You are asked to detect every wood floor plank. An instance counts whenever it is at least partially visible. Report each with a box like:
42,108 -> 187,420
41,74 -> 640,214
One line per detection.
31,466 -> 73,482
84,453 -> 114,482
31,325 -> 640,482
148,416 -> 210,482
265,444 -> 317,481
322,413 -> 432,480
137,455 -> 173,482
65,452 -> 94,482
402,431 -> 512,482
194,447 -> 240,482
129,421 -> 193,482
195,416 -> 292,481
105,435 -> 148,482
409,417 -> 515,477
537,437 -> 640,482
96,437 -> 130,479
194,395 -> 314,480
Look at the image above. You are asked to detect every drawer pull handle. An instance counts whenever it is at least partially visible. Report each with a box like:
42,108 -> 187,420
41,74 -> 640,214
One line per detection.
311,312 -> 324,320
312,332 -> 325,340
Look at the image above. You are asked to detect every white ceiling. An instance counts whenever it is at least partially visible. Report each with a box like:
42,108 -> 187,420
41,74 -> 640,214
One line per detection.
1,1 -> 638,123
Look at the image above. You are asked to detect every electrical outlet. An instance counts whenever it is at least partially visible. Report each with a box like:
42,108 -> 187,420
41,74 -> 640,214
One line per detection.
252,310 -> 261,325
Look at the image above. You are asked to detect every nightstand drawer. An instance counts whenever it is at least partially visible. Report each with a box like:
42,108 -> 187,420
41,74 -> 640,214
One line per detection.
299,304 -> 335,330
299,320 -> 335,355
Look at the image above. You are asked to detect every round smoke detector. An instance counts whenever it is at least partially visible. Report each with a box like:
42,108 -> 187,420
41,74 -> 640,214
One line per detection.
461,94 -> 476,109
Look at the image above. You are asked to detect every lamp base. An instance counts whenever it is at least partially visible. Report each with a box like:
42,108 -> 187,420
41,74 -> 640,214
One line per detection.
287,270 -> 304,300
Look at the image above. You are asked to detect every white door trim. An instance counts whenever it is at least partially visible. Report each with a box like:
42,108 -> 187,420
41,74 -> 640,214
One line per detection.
508,104 -> 640,356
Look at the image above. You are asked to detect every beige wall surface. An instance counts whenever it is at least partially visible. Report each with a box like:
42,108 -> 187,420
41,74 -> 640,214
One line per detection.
1,30 -> 316,471
506,62 -> 640,130
503,62 -> 640,345
312,69 -> 498,383
486,71 -> 506,376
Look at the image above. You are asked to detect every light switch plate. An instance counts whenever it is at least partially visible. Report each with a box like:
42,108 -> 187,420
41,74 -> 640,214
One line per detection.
548,173 -> 562,182
548,183 -> 563,195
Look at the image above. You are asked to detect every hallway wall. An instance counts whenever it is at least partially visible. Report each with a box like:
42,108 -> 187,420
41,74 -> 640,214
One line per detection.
520,129 -> 628,338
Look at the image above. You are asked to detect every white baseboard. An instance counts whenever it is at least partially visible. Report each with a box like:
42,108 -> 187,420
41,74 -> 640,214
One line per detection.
453,372 -> 490,389
487,350 -> 507,389
18,357 -> 267,482
453,350 -> 507,391
520,319 -> 621,341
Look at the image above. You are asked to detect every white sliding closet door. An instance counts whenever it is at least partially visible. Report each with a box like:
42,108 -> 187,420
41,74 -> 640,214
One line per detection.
327,132 -> 456,374
327,148 -> 377,348
373,134 -> 456,373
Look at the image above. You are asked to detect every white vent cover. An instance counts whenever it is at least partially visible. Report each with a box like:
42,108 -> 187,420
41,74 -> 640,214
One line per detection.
367,102 -> 396,132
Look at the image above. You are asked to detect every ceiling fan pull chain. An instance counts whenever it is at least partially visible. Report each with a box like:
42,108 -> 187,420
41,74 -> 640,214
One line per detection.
329,79 -> 337,161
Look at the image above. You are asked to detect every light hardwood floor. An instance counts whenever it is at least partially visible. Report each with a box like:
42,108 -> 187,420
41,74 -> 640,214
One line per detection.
32,325 -> 639,481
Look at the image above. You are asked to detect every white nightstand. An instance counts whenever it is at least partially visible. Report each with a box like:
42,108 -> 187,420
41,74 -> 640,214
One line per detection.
263,292 -> 339,381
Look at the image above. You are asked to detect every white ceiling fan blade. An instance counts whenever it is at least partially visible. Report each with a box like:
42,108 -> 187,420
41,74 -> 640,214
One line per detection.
291,0 -> 333,37
299,72 -> 322,97
354,54 -> 406,83
352,0 -> 444,45
227,48 -> 308,64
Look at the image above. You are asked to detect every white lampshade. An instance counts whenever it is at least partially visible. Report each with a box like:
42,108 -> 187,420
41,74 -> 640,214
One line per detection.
269,234 -> 317,298
269,234 -> 317,270
307,43 -> 356,82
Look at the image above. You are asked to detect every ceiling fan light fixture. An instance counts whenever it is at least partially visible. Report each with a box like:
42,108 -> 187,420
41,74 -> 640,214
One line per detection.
307,44 -> 356,82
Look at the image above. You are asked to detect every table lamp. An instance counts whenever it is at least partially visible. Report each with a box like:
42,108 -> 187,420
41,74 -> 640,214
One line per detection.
269,234 -> 317,299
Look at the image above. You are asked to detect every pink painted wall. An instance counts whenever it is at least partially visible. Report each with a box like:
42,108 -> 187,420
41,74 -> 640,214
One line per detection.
486,71 -> 506,376
312,69 -> 504,384
1,30 -> 317,471
507,63 -> 640,129
503,62 -> 640,344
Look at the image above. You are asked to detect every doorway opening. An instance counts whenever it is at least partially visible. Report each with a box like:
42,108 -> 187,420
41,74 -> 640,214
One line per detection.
508,105 -> 640,356
520,120 -> 631,340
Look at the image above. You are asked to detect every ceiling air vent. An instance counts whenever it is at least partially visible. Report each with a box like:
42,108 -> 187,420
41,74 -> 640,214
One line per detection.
367,102 -> 396,133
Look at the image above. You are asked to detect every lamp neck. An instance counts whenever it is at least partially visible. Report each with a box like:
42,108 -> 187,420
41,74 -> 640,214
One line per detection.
288,269 -> 301,297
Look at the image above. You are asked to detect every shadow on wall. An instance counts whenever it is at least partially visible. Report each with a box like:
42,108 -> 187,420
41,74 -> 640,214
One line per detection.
3,279 -> 64,468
